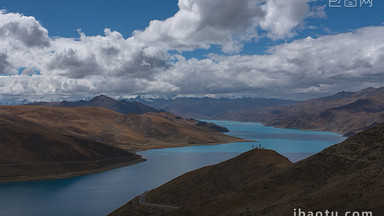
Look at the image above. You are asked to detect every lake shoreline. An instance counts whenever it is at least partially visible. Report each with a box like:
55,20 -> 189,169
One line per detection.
0,157 -> 146,183
0,120 -> 250,183
0,118 -> 342,184
134,138 -> 253,152
0,138 -> 249,183
205,118 -> 349,136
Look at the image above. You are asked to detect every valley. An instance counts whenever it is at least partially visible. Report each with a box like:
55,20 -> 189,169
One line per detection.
1,2 -> 383,216
0,96 -> 244,182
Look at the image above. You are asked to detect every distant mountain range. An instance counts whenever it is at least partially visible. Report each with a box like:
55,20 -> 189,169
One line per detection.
0,96 -> 244,182
135,87 -> 384,136
111,122 -> 384,216
30,95 -> 158,114
135,97 -> 298,119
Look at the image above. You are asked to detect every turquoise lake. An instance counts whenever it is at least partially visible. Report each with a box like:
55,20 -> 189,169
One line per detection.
0,120 -> 345,216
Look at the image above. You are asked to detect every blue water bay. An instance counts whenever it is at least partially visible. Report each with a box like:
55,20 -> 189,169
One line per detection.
0,120 -> 345,216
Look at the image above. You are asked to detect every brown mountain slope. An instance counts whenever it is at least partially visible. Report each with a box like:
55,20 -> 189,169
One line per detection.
111,123 -> 384,216
221,87 -> 384,135
0,106 -> 243,152
0,112 -> 143,182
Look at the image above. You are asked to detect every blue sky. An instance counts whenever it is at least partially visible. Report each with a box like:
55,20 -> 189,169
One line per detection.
0,0 -> 383,102
1,0 -> 179,38
2,0 -> 382,55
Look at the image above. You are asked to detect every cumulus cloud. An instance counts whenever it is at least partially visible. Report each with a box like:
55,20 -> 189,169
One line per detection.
46,29 -> 170,79
0,53 -> 12,74
0,10 -> 49,48
134,0 -> 317,53
0,11 -> 170,78
134,0 -> 260,52
0,11 -> 174,101
259,0 -> 310,39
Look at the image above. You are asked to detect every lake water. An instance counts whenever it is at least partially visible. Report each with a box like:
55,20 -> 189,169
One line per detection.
0,120 -> 345,216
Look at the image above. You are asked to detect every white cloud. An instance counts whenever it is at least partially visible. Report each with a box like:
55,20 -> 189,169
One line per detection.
0,10 -> 50,75
0,11 -> 174,101
0,10 -> 49,48
46,29 -> 170,79
134,0 -> 317,53
133,0 -> 260,53
0,52 -> 13,74
259,0 -> 310,40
